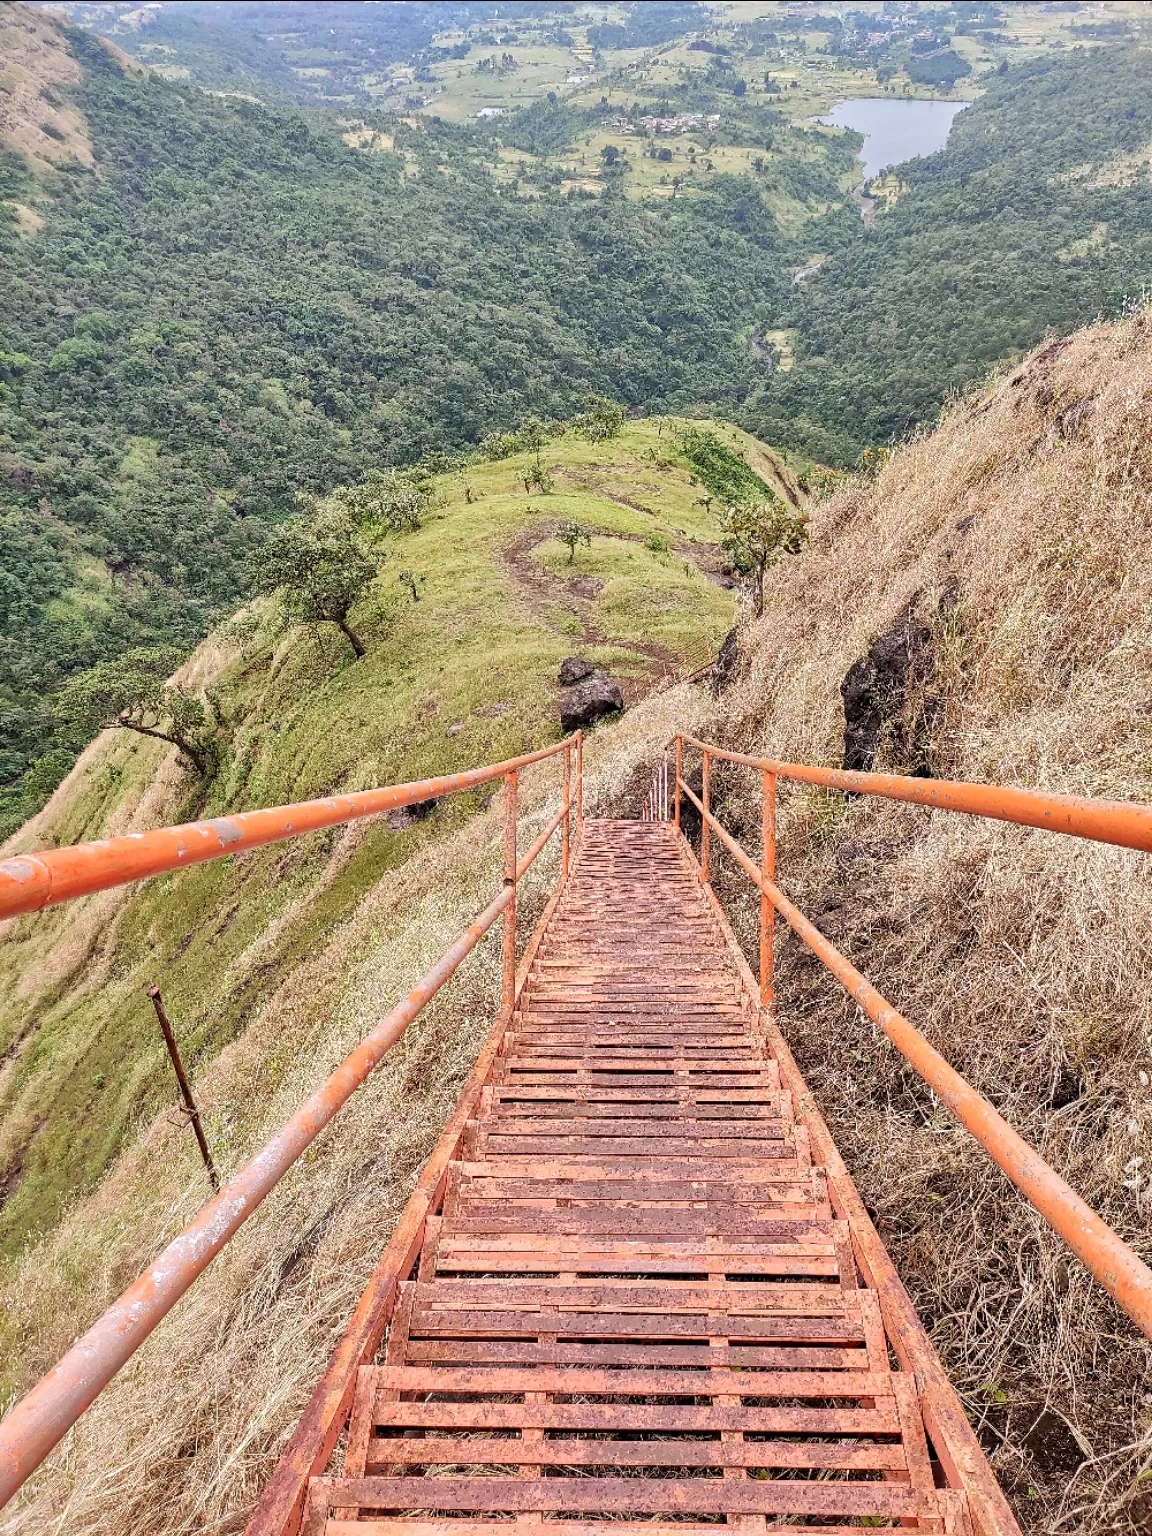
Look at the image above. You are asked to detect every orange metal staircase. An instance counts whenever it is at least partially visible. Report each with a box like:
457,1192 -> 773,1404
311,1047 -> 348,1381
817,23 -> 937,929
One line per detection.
4,735 -> 1151,1533
295,819 -> 1007,1536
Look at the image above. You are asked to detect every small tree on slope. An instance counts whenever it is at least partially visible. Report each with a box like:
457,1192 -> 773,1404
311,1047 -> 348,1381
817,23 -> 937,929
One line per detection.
252,515 -> 376,658
719,494 -> 808,617
56,647 -> 217,778
558,520 -> 592,564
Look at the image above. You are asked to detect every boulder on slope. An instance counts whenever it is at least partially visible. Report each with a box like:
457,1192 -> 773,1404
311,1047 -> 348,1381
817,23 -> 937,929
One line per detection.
560,674 -> 624,733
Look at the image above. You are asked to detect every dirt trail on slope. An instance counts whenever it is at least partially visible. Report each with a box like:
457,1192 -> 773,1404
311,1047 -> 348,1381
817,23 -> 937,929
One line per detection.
499,522 -> 716,699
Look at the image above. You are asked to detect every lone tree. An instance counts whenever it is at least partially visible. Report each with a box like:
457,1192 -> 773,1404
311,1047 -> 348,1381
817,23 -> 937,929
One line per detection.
518,414 -> 554,492
575,394 -> 625,442
719,494 -> 808,617
558,520 -> 592,564
56,647 -> 217,778
252,514 -> 376,658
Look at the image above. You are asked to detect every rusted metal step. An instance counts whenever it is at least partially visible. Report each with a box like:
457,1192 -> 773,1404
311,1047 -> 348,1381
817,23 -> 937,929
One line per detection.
307,819 -> 994,1536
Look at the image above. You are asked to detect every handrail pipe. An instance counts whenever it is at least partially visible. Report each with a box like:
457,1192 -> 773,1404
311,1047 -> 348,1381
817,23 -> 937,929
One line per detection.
0,735 -> 581,1512
674,736 -> 1152,1343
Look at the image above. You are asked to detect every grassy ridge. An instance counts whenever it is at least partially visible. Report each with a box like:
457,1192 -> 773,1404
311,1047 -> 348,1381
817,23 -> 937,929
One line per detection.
0,417 -> 760,1259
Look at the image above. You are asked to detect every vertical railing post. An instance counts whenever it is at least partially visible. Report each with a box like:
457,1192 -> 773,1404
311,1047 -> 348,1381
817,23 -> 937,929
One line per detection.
576,729 -> 584,833
701,749 -> 712,884
673,736 -> 682,832
502,770 -> 518,1010
561,744 -> 571,879
148,986 -> 219,1190
760,769 -> 777,1010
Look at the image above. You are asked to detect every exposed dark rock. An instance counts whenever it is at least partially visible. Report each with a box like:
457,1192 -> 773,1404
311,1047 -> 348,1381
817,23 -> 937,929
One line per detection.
386,797 -> 438,831
1021,1407 -> 1088,1477
1048,1069 -> 1083,1111
712,627 -> 740,694
841,610 -> 930,773
677,765 -> 703,845
559,655 -> 595,686
840,588 -> 956,775
560,674 -> 624,733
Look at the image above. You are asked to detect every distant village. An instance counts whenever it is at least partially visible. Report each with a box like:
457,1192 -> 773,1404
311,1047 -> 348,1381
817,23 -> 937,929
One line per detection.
608,113 -> 722,137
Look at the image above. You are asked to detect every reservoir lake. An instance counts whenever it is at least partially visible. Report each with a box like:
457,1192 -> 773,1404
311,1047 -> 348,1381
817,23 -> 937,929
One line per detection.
817,98 -> 972,182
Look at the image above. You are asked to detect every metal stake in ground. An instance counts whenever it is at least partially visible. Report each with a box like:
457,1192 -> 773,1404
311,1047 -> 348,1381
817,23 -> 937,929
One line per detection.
148,985 -> 219,1190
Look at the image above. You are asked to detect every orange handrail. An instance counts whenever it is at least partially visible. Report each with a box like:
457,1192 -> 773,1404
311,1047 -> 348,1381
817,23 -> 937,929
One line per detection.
0,740 -> 572,922
672,737 -> 1152,1343
678,733 -> 1152,853
0,736 -> 580,1512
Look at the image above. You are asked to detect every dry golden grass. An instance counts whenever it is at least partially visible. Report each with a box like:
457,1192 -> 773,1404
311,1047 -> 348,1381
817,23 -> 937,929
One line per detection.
0,6 -> 95,176
0,679 -> 712,1535
699,307 -> 1152,1533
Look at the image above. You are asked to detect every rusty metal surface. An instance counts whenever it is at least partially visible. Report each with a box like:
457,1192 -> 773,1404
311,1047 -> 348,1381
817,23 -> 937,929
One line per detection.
678,731 -> 1152,854
304,819 -> 995,1536
677,764 -> 1152,1345
0,739 -> 581,1515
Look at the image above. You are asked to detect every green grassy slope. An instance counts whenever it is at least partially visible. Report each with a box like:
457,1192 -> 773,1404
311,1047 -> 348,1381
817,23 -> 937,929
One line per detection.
0,417 -> 780,1262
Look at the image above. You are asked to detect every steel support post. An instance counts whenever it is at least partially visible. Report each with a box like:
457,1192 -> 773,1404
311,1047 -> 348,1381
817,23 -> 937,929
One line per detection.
148,986 -> 218,1190
701,750 -> 712,883
760,769 -> 777,1009
502,771 -> 518,1011
561,747 -> 571,878
575,730 -> 584,831
673,736 -> 682,831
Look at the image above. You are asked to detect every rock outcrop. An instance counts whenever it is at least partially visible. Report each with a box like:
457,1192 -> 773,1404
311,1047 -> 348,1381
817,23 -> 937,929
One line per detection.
560,673 -> 624,733
558,656 -> 595,686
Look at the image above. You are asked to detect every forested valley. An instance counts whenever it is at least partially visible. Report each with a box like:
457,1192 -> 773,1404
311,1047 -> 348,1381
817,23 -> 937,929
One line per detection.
2,2 -> 1151,840
749,47 -> 1152,464
0,27 -> 854,836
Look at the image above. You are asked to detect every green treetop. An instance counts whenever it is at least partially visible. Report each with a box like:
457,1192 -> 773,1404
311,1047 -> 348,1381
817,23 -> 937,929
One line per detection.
251,514 -> 377,658
719,494 -> 808,617
55,647 -> 217,778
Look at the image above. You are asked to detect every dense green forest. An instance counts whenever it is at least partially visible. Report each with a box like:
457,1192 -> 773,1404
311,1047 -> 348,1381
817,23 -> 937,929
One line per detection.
0,25 -> 858,833
747,48 -> 1152,463
3,10 -> 1152,841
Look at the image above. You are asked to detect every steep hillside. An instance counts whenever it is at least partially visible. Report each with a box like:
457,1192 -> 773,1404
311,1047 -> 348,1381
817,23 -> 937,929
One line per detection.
708,310 -> 1152,1532
5,317 -> 1152,1536
0,5 -> 845,828
0,408 -> 777,1534
0,2 -> 97,174
0,415 -> 778,1262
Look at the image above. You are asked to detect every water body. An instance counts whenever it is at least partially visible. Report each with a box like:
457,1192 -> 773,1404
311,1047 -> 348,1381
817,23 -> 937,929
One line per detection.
817,97 -> 971,182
